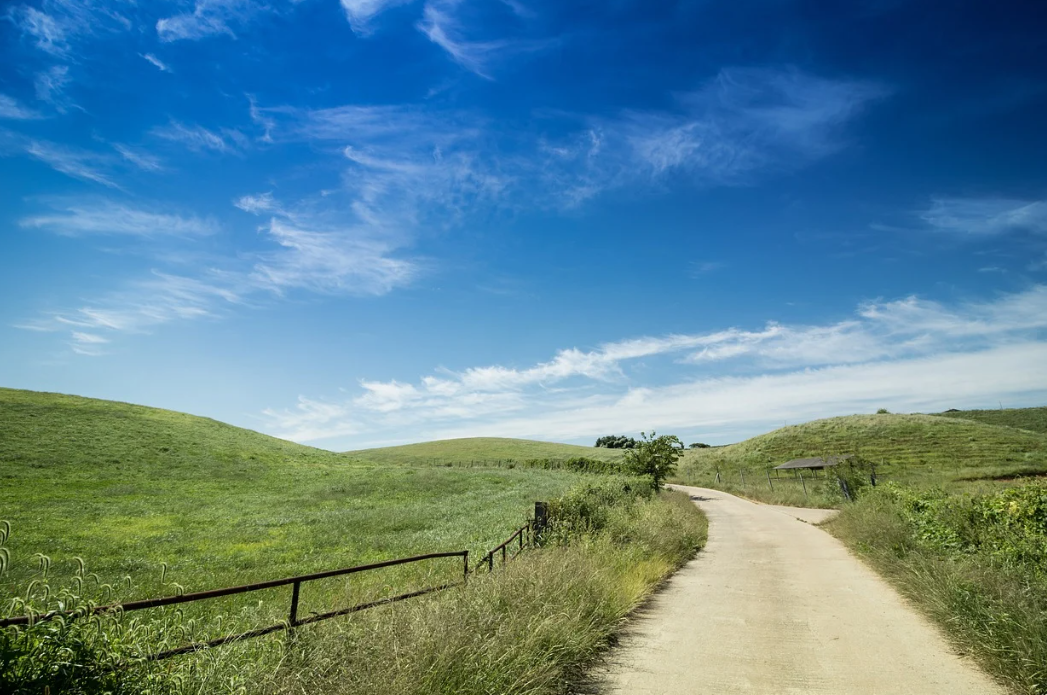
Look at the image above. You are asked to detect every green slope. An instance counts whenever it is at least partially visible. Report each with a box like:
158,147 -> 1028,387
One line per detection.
347,436 -> 626,466
935,405 -> 1047,435
0,388 -> 587,606
675,412 -> 1047,503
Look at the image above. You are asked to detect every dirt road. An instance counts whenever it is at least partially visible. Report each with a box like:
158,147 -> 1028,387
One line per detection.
597,485 -> 1006,695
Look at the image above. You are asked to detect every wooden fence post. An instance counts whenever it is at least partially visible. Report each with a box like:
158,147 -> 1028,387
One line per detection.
766,470 -> 774,492
534,501 -> 548,545
799,471 -> 808,499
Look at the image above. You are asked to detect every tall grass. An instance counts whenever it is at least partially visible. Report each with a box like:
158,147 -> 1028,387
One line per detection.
2,480 -> 708,694
828,483 -> 1047,694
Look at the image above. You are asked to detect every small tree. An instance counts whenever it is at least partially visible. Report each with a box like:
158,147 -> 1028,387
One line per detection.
624,431 -> 682,491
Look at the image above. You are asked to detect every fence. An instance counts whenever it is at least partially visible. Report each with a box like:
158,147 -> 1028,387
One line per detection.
0,503 -> 547,664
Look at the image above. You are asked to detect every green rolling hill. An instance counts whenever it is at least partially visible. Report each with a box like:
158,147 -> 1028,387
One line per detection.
346,436 -> 625,467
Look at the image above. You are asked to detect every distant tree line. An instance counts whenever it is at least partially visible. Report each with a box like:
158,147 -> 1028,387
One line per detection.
688,442 -> 710,449
594,435 -> 638,449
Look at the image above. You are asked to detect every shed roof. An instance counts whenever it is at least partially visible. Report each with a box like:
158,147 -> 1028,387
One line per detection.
774,454 -> 852,470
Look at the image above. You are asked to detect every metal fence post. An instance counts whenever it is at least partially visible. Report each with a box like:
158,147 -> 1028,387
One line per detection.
289,581 -> 301,627
463,551 -> 469,583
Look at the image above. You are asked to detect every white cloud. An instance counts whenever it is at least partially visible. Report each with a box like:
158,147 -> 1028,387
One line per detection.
340,0 -> 414,34
23,139 -> 119,188
141,53 -> 172,72
417,2 -> 503,79
9,1 -> 131,56
426,343 -> 1047,444
113,143 -> 164,171
0,94 -> 41,120
20,200 -> 219,237
920,198 -> 1047,236
259,286 -> 1047,446
417,0 -> 552,79
10,5 -> 70,55
34,65 -> 70,105
156,0 -> 253,42
252,218 -> 417,296
70,331 -> 109,356
264,68 -> 882,211
18,203 -> 418,350
235,192 -> 277,214
153,121 -> 235,153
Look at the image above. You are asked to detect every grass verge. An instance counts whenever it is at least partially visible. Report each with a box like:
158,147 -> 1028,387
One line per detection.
2,479 -> 707,694
827,483 -> 1047,694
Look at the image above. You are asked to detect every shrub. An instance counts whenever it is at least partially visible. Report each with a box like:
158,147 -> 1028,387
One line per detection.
624,432 -> 683,491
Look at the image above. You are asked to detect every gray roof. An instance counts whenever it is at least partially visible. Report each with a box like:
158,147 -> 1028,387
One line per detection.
774,455 -> 852,470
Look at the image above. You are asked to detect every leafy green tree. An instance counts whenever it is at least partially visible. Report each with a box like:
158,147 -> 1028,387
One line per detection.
624,432 -> 683,490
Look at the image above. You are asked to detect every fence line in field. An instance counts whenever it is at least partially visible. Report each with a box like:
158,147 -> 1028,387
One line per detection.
1,505 -> 548,664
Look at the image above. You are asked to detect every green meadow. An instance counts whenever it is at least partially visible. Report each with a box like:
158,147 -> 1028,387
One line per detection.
674,411 -> 1047,507
0,388 -> 707,694
0,388 -> 591,611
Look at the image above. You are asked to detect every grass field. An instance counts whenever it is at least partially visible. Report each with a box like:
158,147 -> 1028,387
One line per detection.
936,406 -> 1047,435
0,388 -> 709,694
347,436 -> 625,467
0,388 -> 589,614
673,411 -> 1047,506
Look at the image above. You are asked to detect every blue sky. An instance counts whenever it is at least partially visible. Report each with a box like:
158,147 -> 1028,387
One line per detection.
2,0 -> 1046,449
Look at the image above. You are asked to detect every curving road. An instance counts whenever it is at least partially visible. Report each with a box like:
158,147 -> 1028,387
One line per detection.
597,485 -> 1007,695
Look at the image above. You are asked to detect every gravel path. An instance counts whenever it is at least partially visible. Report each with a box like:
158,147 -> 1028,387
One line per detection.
596,485 -> 1007,695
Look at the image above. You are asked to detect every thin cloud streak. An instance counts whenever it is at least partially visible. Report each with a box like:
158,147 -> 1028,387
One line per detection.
0,94 -> 42,120
921,198 -> 1047,236
262,286 -> 1047,445
20,200 -> 219,237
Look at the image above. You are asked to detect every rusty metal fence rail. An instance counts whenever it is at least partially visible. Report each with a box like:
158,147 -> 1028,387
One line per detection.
0,551 -> 468,662
1,502 -> 550,664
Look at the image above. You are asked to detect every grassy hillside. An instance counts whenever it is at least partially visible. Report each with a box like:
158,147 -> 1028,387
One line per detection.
674,412 -> 1047,505
936,405 -> 1047,435
0,388 -> 709,695
0,388 -> 587,605
348,436 -> 626,467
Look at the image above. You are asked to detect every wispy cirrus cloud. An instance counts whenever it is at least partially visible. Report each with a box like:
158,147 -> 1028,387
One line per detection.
23,139 -> 120,188
69,331 -> 109,356
261,286 -> 1047,445
920,198 -> 1047,236
20,199 -> 219,237
156,0 -> 256,42
418,2 -> 508,79
263,66 -> 883,216
340,0 -> 414,34
113,143 -> 164,171
153,121 -> 240,153
34,65 -> 72,110
251,218 -> 418,296
416,0 -> 553,79
141,53 -> 172,72
0,94 -> 42,120
7,0 -> 130,56
20,195 -> 420,354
